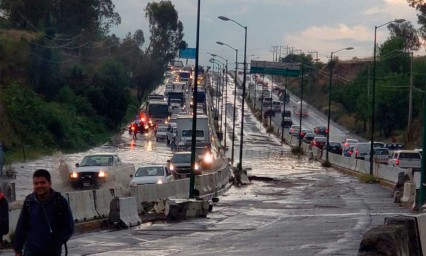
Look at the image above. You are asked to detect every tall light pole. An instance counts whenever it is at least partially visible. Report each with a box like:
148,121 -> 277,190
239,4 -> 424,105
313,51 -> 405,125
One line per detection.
219,16 -> 247,171
326,47 -> 353,163
370,18 -> 405,175
210,54 -> 228,148
216,41 -> 238,164
189,0 -> 201,198
210,57 -> 224,130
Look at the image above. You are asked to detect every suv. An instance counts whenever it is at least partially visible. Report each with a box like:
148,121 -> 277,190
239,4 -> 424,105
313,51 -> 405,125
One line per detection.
388,150 -> 422,169
289,125 -> 300,136
303,133 -> 316,144
167,152 -> 202,179
281,117 -> 293,128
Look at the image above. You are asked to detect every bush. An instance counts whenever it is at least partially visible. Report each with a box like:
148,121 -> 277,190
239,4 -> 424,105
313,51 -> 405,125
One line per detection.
358,174 -> 378,183
291,146 -> 304,155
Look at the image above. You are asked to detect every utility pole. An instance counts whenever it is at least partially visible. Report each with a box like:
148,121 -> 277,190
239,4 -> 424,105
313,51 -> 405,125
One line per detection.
407,51 -> 413,143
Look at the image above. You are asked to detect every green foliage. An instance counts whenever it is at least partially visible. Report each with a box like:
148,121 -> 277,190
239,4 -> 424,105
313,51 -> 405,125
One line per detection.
358,174 -> 378,183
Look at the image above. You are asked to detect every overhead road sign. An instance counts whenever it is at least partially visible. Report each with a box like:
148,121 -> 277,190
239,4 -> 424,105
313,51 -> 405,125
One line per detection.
250,60 -> 300,77
179,48 -> 196,59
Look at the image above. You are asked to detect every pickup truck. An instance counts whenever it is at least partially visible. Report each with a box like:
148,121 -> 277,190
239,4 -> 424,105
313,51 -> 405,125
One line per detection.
388,150 -> 422,169
69,153 -> 122,189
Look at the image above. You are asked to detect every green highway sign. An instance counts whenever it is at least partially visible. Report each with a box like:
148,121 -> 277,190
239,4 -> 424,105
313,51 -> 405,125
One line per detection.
250,60 -> 300,77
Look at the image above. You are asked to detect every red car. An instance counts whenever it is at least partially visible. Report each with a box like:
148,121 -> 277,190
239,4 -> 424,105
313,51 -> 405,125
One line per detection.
311,136 -> 326,149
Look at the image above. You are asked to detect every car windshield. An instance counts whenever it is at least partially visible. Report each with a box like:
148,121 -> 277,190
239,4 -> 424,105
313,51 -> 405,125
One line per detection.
135,167 -> 164,177
171,153 -> 191,163
329,142 -> 340,147
81,155 -> 113,166
347,139 -> 359,144
373,149 -> 389,155
399,152 -> 421,159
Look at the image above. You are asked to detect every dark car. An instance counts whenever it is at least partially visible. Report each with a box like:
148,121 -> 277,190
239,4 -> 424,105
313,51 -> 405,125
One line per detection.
168,152 -> 202,179
281,117 -> 293,128
325,141 -> 343,155
298,128 -> 310,139
303,133 -> 317,144
314,125 -> 328,136
263,108 -> 275,118
282,110 -> 291,118
312,136 -> 327,149
343,146 -> 355,157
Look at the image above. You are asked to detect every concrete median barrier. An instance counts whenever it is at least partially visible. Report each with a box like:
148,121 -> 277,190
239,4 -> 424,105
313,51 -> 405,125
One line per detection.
400,182 -> 415,204
109,197 -> 141,228
195,173 -> 215,199
94,189 -> 116,218
165,198 -> 210,220
66,190 -> 99,222
130,178 -> 190,211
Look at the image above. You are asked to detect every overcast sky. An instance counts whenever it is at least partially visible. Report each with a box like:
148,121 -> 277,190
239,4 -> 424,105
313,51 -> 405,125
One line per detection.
110,0 -> 421,66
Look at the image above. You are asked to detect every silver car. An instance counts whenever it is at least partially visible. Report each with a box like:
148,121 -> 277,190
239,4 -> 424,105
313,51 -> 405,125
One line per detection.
129,165 -> 173,186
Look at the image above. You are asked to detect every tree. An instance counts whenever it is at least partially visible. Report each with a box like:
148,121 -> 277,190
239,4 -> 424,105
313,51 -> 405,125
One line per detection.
144,1 -> 186,64
0,0 -> 121,38
388,21 -> 421,51
407,0 -> 426,41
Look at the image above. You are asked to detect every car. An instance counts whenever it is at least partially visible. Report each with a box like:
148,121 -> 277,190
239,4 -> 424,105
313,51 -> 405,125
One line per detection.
343,145 -> 355,157
69,154 -> 121,189
155,124 -> 168,141
129,165 -> 173,186
195,147 -> 214,169
342,138 -> 359,151
263,108 -> 275,118
289,125 -> 300,136
311,136 -> 326,149
364,148 -> 390,164
298,128 -> 311,139
167,152 -> 202,179
388,150 -> 422,169
282,110 -> 291,118
314,125 -> 328,136
384,143 -> 404,155
351,142 -> 371,160
272,100 -> 282,112
303,133 -> 317,144
281,117 -> 293,128
325,141 -> 343,155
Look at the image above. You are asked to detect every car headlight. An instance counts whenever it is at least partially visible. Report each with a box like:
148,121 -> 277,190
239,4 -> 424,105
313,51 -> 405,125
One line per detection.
70,172 -> 78,179
98,170 -> 107,178
157,179 -> 164,184
169,164 -> 174,171
204,153 -> 213,164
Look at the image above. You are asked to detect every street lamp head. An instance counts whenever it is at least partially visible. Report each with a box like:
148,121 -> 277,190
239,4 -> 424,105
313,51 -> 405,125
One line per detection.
211,53 -> 217,57
394,19 -> 406,23
216,41 -> 224,45
345,47 -> 354,50
218,16 -> 230,21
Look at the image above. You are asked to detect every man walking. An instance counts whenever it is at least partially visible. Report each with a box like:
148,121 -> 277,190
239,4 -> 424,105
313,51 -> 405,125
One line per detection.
14,169 -> 74,256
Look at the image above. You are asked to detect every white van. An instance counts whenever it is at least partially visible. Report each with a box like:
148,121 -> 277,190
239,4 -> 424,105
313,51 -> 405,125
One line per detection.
351,142 -> 371,159
272,100 -> 282,112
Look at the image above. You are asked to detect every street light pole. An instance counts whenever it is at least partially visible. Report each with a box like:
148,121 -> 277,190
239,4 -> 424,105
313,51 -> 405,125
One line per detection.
326,47 -> 353,163
209,53 -> 228,146
218,16 -> 247,171
217,41 -> 238,165
369,18 -> 405,175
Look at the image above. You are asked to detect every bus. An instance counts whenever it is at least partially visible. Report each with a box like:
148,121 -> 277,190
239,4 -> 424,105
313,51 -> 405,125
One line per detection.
148,100 -> 169,127
294,101 -> 309,116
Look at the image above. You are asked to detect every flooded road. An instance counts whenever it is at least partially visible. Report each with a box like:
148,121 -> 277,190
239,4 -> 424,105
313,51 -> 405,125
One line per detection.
4,74 -> 410,255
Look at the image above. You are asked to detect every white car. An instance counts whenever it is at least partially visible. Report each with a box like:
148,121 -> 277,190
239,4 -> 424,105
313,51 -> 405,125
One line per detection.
129,165 -> 173,186
156,124 -> 168,141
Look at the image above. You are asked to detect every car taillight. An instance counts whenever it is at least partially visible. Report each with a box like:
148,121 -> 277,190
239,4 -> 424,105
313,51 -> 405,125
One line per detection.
345,143 -> 349,147
349,150 -> 353,155
325,129 -> 329,133
313,141 -> 317,145
395,159 -> 399,166
355,149 -> 359,156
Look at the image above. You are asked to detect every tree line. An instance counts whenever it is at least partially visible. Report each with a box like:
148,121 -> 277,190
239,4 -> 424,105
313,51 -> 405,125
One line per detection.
0,1 -> 187,160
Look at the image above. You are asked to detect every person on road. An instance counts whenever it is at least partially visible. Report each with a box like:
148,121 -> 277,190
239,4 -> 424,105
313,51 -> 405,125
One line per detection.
14,169 -> 74,256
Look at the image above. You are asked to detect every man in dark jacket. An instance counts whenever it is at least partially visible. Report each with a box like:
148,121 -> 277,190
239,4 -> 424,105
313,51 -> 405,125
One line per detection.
14,169 -> 74,256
